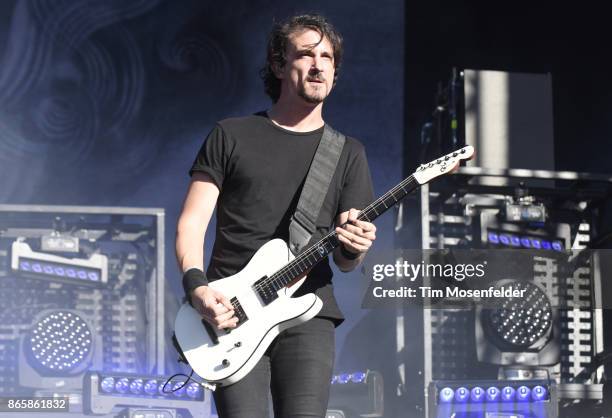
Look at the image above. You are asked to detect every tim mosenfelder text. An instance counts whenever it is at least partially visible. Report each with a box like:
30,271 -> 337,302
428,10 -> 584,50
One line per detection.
369,260 -> 527,300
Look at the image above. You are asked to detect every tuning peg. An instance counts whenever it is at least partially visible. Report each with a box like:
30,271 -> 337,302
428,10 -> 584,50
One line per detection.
452,152 -> 458,157
460,148 -> 466,153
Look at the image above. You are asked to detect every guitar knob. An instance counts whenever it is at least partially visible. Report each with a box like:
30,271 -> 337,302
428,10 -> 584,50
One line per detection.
222,359 -> 230,367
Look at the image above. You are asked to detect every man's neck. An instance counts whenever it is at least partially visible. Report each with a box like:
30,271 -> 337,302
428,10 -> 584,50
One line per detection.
267,98 -> 324,132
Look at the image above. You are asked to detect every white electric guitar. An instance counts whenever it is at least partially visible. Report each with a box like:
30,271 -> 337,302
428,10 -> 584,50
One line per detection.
174,146 -> 474,386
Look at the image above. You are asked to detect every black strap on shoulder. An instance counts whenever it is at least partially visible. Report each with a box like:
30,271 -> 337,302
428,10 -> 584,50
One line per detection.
289,124 -> 346,255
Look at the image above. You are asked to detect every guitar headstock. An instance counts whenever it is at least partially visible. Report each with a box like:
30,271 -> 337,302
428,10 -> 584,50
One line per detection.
413,145 -> 474,185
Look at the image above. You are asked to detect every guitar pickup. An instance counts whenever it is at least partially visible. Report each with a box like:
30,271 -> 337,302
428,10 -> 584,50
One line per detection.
253,276 -> 279,305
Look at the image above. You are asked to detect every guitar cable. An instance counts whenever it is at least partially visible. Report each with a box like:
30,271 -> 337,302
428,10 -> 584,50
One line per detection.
161,368 -> 217,394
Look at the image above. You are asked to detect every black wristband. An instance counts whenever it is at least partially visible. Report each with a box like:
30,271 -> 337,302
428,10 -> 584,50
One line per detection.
340,244 -> 360,260
182,268 -> 209,299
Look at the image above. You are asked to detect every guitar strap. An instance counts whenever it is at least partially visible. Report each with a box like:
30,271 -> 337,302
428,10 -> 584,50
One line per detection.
289,124 -> 346,255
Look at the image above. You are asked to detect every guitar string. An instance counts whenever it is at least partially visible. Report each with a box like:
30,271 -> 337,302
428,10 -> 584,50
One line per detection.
253,147 -> 468,296
255,175 -> 418,292
255,146 -> 469,292
252,175 -> 419,294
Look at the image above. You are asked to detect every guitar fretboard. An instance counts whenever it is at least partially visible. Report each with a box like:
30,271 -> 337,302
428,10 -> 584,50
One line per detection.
253,174 -> 419,299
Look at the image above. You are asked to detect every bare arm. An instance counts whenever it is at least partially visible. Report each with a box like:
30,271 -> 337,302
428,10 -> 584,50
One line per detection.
176,172 -> 219,273
175,172 -> 237,329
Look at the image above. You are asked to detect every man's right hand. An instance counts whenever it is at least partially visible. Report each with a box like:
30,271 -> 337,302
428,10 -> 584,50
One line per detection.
190,286 -> 238,329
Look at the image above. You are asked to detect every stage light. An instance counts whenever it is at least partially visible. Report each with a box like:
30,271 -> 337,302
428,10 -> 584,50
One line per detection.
485,229 -> 565,253
129,378 -> 143,394
455,387 -> 469,402
101,377 -> 115,394
350,372 -> 367,383
115,377 -> 130,394
1,205 -> 166,399
172,382 -> 186,397
531,385 -> 547,401
483,282 -> 553,350
144,379 -> 158,396
328,370 -> 383,418
517,385 -> 531,401
25,310 -> 93,375
470,386 -> 485,402
89,372 -> 204,400
330,371 -> 370,385
337,373 -> 351,384
439,387 -> 454,403
431,381 -> 553,406
488,232 -> 499,244
486,386 -> 500,402
83,371 -> 209,416
11,241 -> 108,285
185,382 -> 202,399
501,386 -> 516,401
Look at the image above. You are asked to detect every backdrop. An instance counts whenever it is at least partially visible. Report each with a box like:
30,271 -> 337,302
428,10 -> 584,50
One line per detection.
0,0 -> 405,382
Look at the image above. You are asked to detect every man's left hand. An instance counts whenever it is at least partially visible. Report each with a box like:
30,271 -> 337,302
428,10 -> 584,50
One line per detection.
335,208 -> 376,256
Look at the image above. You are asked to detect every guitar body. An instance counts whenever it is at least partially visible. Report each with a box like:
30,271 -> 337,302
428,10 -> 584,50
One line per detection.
174,238 -> 323,385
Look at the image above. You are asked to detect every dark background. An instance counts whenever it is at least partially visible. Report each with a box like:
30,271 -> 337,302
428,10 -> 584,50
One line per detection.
404,1 -> 611,175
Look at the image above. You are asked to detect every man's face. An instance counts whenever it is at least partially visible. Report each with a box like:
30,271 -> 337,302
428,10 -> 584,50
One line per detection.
277,29 -> 335,104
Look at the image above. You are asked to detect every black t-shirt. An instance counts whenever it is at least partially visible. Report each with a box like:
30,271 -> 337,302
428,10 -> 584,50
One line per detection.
189,112 -> 374,325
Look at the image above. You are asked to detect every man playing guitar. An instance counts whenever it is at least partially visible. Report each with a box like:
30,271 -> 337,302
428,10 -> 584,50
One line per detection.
175,13 -> 376,418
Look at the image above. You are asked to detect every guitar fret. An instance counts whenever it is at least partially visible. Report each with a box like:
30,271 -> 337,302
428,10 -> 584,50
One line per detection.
272,275 -> 283,291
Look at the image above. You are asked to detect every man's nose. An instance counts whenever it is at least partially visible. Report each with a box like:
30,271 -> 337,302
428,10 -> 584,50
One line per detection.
309,61 -> 323,75
311,55 -> 324,72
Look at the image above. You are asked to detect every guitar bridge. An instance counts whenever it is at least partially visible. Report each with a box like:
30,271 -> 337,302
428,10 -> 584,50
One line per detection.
230,297 -> 248,326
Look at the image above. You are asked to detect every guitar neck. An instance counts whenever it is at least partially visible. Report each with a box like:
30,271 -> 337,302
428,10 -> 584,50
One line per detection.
259,174 -> 419,292
253,145 -> 474,298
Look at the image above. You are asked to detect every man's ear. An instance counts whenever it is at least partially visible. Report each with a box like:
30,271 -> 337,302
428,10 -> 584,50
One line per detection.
272,62 -> 284,79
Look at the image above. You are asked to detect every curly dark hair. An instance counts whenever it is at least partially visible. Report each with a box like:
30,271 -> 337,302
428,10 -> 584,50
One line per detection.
260,14 -> 343,103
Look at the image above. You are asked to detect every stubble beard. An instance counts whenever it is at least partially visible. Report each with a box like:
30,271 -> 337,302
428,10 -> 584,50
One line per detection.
297,81 -> 328,104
